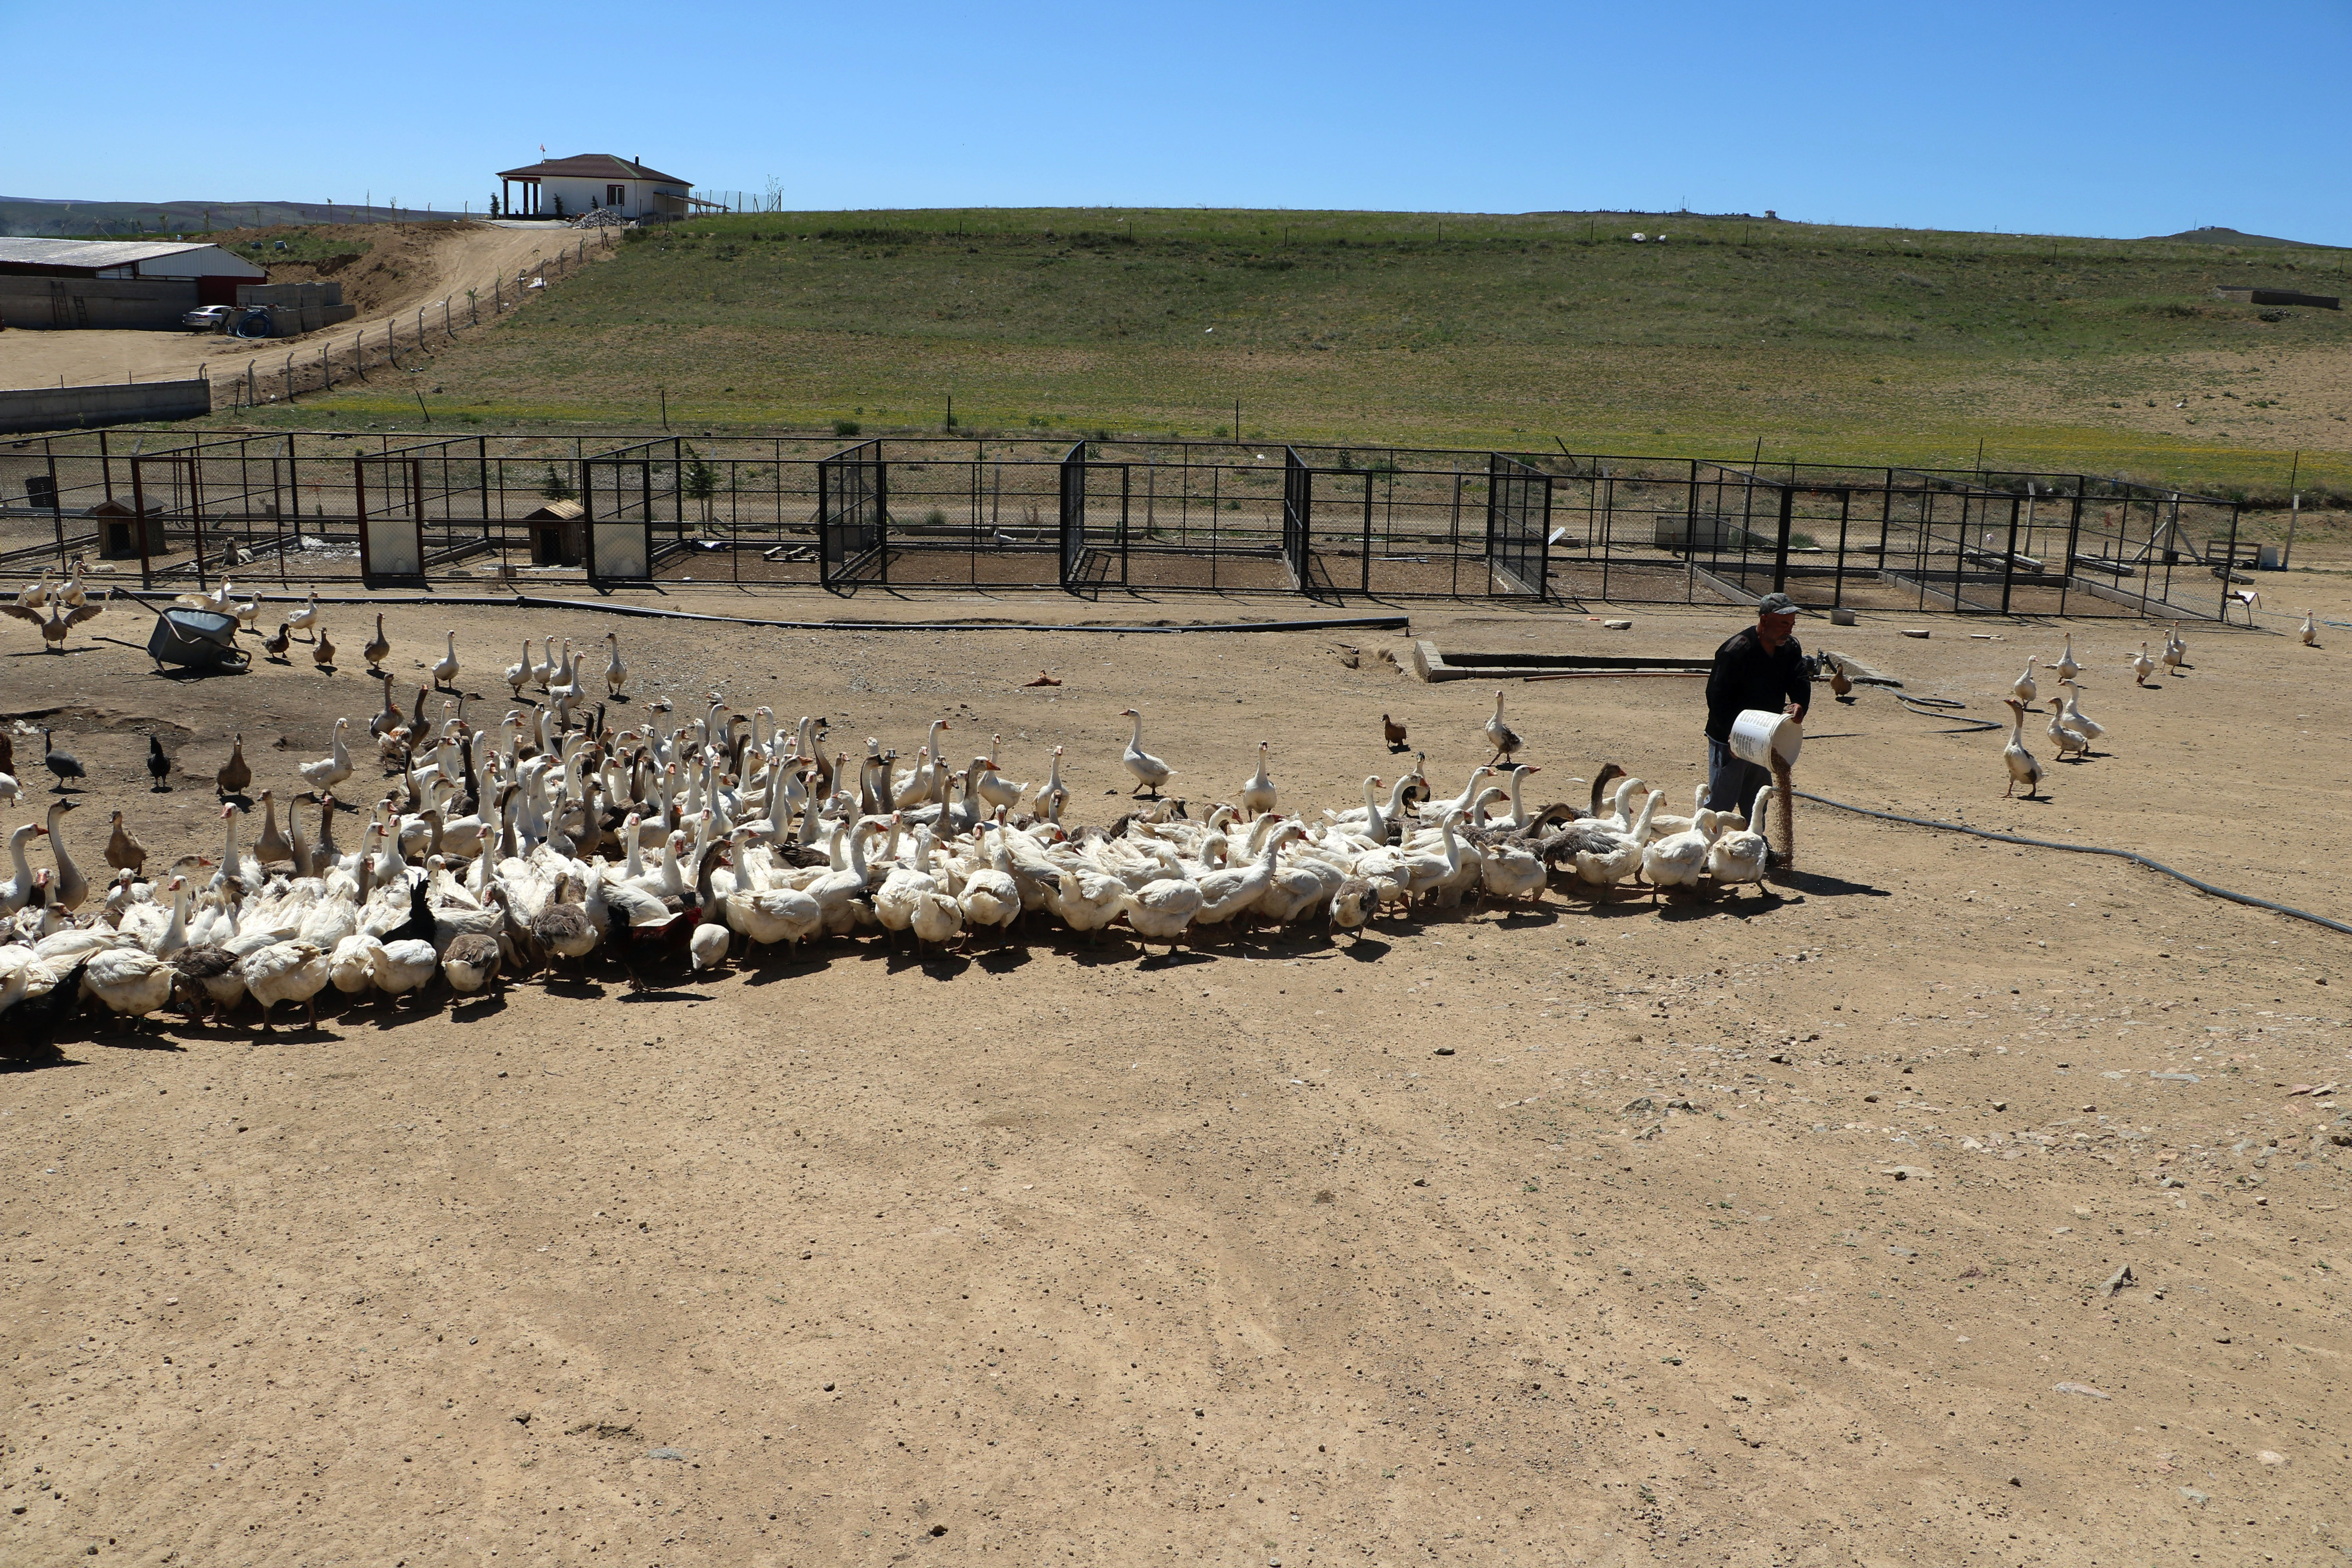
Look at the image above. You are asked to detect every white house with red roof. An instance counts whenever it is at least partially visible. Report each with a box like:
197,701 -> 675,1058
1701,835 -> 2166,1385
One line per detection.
494,154 -> 691,221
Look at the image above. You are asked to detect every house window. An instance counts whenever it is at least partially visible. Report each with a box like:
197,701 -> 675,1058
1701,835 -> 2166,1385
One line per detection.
607,185 -> 627,207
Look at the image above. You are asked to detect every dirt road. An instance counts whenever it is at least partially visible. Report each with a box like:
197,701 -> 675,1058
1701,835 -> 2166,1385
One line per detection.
0,222 -> 585,391
2,579 -> 2345,1564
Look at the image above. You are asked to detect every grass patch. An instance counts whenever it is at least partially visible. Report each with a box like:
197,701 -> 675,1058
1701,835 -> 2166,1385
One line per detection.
217,206 -> 2352,496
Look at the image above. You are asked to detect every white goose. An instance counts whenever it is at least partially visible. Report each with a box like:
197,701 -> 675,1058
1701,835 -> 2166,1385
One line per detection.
1704,784 -> 1772,895
1238,742 -> 1276,820
2130,641 -> 2157,686
2056,679 -> 2104,746
2001,699 -> 2043,799
2009,655 -> 2038,706
1118,709 -> 1173,799
298,718 -> 353,799
2045,699 -> 2090,762
504,639 -> 533,697
286,591 -> 321,641
2301,610 -> 2319,648
1640,808 -> 1715,899
603,631 -> 628,697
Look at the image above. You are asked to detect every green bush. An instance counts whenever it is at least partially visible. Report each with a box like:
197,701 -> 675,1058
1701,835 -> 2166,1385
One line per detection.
833,419 -> 861,437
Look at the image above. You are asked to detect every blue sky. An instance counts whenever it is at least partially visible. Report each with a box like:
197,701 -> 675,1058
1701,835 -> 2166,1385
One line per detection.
12,0 -> 2347,244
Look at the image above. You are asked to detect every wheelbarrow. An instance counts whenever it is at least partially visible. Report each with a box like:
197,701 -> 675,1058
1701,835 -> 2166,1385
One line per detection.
148,605 -> 250,673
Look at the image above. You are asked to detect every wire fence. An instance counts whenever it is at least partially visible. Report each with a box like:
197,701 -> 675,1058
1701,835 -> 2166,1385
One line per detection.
0,430 -> 2251,621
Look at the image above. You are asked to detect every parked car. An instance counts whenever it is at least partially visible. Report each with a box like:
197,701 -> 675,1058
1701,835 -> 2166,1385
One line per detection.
182,305 -> 231,332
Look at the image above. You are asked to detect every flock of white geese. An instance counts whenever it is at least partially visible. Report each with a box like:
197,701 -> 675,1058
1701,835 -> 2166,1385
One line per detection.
1994,625 -> 2219,799
0,651 -> 1781,1042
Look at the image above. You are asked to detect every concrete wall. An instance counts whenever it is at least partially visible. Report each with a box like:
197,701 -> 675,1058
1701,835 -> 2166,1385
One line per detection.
0,276 -> 197,330
0,378 -> 211,436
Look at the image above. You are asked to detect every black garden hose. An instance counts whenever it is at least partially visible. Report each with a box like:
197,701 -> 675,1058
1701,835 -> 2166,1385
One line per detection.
1791,789 -> 2352,938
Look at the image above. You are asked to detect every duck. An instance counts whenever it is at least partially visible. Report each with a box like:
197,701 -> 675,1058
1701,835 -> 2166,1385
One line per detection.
1382,713 -> 1408,752
2131,642 -> 2157,686
2053,635 -> 2080,684
80,944 -> 176,1027
216,733 -> 252,798
1118,708 -> 1174,799
261,622 -> 292,661
1477,828 -> 1547,907
287,591 -> 321,640
327,933 -> 385,996
2001,699 -> 2043,798
1329,876 -> 1377,938
242,940 -> 332,1031
2057,680 -> 2104,746
231,591 -> 262,631
103,810 -> 145,875
143,735 -> 171,792
362,613 -> 391,673
1705,784 -> 1772,895
1828,664 -> 1853,701
370,934 -> 441,1008
1124,864 -> 1205,951
439,926 -> 505,995
1483,689 -> 1522,764
529,873 -> 601,974
43,729 -> 84,792
2301,610 -> 2319,648
1049,863 -> 1127,944
432,630 -> 461,691
297,718 -> 353,799
312,623 -> 336,670
603,631 -> 628,697
1238,741 -> 1276,820
2045,698 -> 2090,762
2009,655 -> 2038,706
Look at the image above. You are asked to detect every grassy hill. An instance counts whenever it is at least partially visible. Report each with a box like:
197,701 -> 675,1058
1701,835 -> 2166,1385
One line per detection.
229,207 -> 2352,499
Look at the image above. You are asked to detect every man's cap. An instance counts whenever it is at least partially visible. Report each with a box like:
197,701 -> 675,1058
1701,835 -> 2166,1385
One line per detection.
1756,592 -> 1800,616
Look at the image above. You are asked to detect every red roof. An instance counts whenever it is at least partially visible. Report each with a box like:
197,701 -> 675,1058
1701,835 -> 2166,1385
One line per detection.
495,153 -> 690,186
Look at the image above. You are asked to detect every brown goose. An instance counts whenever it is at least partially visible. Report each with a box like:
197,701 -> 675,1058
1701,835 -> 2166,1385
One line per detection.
312,624 -> 335,671
1483,689 -> 1522,765
103,809 -> 146,874
1381,713 -> 1408,752
362,613 -> 391,673
252,789 -> 294,867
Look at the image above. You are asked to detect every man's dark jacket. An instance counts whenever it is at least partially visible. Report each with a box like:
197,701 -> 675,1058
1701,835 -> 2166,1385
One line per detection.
1705,628 -> 1811,742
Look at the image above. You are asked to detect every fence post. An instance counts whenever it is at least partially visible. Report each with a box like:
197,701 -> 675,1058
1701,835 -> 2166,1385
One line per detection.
129,456 -> 152,591
2058,489 -> 2084,617
1831,488 -> 1851,609
189,452 -> 209,593
99,428 -> 113,501
1771,483 -> 1795,594
44,439 -> 64,571
1361,469 -> 1374,597
274,437 -> 291,589
1998,490 -> 2024,615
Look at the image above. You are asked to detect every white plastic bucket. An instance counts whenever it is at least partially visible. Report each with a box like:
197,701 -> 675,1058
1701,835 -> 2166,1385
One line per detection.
1730,708 -> 1801,769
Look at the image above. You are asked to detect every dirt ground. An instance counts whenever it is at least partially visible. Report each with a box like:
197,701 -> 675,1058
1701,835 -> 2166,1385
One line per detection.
2,577 -> 2347,1566
0,222 -> 583,391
